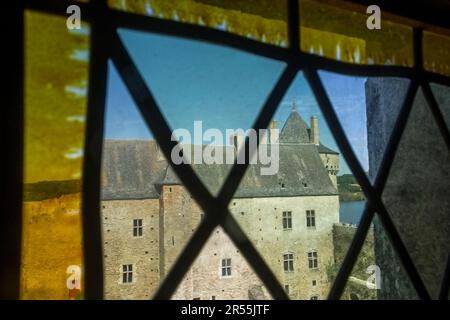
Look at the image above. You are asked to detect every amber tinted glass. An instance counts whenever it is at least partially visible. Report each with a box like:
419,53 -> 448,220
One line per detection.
423,31 -> 450,76
108,0 -> 288,47
300,0 -> 413,66
22,11 -> 89,299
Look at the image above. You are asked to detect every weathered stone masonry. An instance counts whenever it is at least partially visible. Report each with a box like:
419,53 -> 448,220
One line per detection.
101,108 -> 346,300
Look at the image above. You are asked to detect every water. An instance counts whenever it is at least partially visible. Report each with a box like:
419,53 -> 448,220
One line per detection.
339,200 -> 365,225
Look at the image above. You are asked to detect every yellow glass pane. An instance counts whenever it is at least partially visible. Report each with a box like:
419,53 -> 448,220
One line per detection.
108,0 -> 288,47
300,0 -> 413,66
423,31 -> 450,76
22,11 -> 89,299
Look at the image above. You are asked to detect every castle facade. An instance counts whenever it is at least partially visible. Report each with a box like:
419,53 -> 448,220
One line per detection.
101,108 -> 340,300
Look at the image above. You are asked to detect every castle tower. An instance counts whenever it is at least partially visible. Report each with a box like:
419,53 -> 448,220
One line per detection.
317,146 -> 340,188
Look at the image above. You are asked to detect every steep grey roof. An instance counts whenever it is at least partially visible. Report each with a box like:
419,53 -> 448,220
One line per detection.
158,144 -> 233,196
101,140 -> 337,200
279,110 -> 311,144
159,165 -> 182,186
101,109 -> 339,200
317,143 -> 339,155
237,144 -> 337,197
156,144 -> 337,197
101,140 -> 168,200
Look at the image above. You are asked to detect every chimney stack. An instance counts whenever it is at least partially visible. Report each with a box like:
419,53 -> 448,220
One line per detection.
230,132 -> 244,151
268,120 -> 279,144
310,116 -> 319,145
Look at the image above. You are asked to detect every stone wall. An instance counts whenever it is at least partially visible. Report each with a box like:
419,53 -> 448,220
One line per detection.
159,185 -> 203,279
102,189 -> 340,300
162,186 -> 268,300
102,198 -> 160,299
172,226 -> 268,300
231,195 -> 339,300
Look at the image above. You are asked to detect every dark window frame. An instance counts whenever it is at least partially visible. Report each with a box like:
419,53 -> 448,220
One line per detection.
282,211 -> 292,230
308,250 -> 319,270
2,0 -> 450,300
221,258 -> 232,277
122,264 -> 133,284
306,210 -> 316,228
133,219 -> 143,237
283,253 -> 294,272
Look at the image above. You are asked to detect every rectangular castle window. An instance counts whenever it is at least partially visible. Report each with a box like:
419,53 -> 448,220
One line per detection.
282,211 -> 292,230
284,284 -> 290,294
221,258 -> 232,277
122,264 -> 133,284
133,219 -> 143,237
308,251 -> 318,270
306,210 -> 316,227
283,253 -> 294,272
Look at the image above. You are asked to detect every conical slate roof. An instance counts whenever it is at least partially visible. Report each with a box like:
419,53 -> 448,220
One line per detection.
279,109 -> 311,144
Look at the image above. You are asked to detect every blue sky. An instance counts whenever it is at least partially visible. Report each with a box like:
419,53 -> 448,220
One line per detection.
105,29 -> 368,175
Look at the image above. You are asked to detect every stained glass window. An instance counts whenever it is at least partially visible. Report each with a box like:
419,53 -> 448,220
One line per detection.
22,10 -> 89,300
109,0 -> 288,47
300,0 -> 413,66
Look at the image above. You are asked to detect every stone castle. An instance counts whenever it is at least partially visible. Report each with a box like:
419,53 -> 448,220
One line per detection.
101,106 -> 344,300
